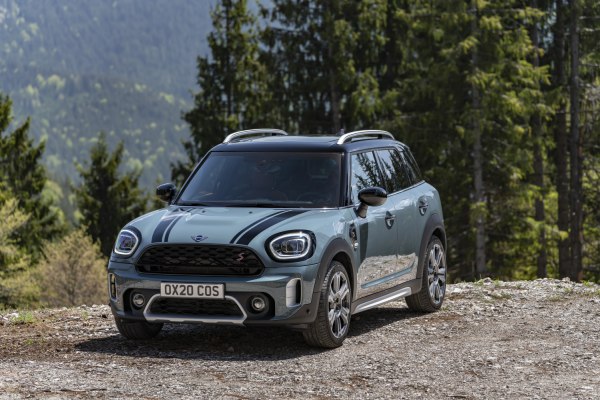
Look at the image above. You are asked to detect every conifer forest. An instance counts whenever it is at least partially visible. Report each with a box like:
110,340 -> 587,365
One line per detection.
0,0 -> 599,308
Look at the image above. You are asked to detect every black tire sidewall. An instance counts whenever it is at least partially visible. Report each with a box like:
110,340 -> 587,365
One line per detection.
319,261 -> 351,345
423,236 -> 445,310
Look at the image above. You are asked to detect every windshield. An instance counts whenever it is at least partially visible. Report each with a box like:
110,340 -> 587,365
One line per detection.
177,152 -> 342,208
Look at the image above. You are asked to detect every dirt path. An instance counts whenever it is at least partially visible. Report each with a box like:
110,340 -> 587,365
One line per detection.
1,279 -> 599,399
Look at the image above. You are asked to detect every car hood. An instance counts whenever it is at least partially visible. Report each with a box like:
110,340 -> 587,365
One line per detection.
126,206 -> 317,249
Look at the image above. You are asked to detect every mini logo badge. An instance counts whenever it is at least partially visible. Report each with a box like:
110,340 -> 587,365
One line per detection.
191,234 -> 207,242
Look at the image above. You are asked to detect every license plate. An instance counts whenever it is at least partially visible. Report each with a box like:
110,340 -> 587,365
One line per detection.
160,283 -> 224,299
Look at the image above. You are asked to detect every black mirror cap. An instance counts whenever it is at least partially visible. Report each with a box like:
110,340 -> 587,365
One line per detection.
358,187 -> 387,207
356,187 -> 387,218
156,183 -> 177,203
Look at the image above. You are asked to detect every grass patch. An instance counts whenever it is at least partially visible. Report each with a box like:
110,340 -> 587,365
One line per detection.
10,311 -> 37,325
489,291 -> 512,300
546,294 -> 567,302
563,286 -> 574,295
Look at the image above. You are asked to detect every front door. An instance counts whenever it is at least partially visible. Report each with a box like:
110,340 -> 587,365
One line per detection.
350,151 -> 400,299
353,148 -> 424,299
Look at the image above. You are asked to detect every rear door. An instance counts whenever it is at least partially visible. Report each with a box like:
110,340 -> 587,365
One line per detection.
374,148 -> 421,285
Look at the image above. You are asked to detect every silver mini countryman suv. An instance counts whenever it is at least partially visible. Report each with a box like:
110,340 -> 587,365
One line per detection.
108,129 -> 447,348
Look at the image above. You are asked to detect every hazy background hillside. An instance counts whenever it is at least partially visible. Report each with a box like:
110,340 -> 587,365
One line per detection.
0,0 -> 213,187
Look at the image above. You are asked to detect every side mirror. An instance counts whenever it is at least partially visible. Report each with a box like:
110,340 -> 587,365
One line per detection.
156,183 -> 177,203
356,187 -> 387,218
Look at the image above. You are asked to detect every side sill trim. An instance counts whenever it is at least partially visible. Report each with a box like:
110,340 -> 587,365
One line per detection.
352,287 -> 412,314
142,294 -> 247,325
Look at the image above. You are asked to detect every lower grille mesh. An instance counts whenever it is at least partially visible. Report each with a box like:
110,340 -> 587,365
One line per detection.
149,298 -> 243,317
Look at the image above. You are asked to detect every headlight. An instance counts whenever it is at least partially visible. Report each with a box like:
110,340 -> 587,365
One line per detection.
266,231 -> 315,261
114,229 -> 140,256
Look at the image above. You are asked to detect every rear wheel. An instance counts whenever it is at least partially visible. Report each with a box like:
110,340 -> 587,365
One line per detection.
303,261 -> 352,348
405,236 -> 446,312
113,313 -> 163,340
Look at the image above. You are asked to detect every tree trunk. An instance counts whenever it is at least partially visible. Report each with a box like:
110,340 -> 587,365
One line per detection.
569,0 -> 583,281
471,1 -> 487,278
553,0 -> 570,279
531,3 -> 547,278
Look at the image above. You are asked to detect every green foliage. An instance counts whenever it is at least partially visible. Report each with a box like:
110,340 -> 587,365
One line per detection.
0,195 -> 40,309
38,228 -> 107,307
172,0 -> 269,184
75,132 -> 147,257
0,94 -> 65,260
8,311 -> 37,325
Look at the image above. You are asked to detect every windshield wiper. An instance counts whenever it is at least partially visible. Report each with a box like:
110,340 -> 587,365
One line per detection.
176,201 -> 209,206
227,202 -> 281,208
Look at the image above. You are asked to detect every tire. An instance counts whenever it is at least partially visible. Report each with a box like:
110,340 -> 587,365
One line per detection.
113,313 -> 163,340
303,261 -> 352,348
405,236 -> 447,312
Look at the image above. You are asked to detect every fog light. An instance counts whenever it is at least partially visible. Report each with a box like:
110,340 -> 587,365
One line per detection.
132,293 -> 146,308
250,296 -> 266,312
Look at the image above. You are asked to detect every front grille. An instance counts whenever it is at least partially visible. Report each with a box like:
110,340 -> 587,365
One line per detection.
136,244 -> 264,276
149,298 -> 243,317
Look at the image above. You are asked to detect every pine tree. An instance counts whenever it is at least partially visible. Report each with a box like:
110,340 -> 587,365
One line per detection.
263,0 -> 388,134
172,0 -> 269,184
0,94 -> 64,258
75,132 -> 147,257
381,1 -> 548,279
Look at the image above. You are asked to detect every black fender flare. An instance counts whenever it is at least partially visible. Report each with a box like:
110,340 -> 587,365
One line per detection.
415,213 -> 446,291
313,237 -> 356,294
282,237 -> 356,328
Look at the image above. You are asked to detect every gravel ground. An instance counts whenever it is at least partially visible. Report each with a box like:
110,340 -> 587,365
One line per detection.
1,278 -> 599,399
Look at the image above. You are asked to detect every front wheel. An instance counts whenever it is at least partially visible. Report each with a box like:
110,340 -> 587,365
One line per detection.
113,313 -> 163,340
303,261 -> 352,348
405,236 -> 447,312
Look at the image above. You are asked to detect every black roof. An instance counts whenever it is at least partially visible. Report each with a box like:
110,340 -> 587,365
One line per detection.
210,135 -> 408,153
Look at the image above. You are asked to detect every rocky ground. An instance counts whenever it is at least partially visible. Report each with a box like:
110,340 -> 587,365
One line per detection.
1,278 -> 599,399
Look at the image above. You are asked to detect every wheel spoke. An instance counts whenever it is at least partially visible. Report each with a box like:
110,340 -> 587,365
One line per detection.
429,280 -> 436,298
429,248 -> 436,268
338,283 -> 349,302
332,273 -> 341,292
328,308 -> 336,325
334,316 -> 341,336
340,307 -> 350,325
328,292 -> 336,306
438,267 -> 447,283
434,247 -> 443,268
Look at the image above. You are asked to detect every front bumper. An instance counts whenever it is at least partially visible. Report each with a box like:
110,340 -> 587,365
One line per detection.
108,260 -> 320,326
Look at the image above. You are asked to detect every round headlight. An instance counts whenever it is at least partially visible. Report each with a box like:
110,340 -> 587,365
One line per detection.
267,231 -> 314,261
114,229 -> 140,256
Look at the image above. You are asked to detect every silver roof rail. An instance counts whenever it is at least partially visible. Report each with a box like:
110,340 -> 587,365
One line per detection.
337,130 -> 395,145
223,128 -> 288,143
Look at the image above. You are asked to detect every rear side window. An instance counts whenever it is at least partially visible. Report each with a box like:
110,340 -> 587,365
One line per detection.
375,149 -> 412,193
350,151 -> 382,203
402,150 -> 423,184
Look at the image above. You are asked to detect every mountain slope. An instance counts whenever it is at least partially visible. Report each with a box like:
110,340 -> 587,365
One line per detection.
0,0 -> 214,187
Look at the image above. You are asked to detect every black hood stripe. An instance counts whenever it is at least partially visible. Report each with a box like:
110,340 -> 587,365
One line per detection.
163,215 -> 184,242
236,210 -> 308,245
151,214 -> 183,243
229,211 -> 286,244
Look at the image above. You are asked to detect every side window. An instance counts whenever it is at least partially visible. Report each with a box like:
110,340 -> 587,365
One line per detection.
402,150 -> 423,184
376,149 -> 412,193
350,151 -> 381,203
